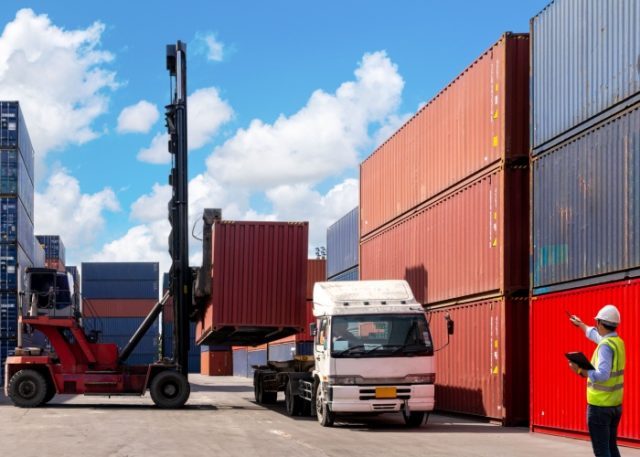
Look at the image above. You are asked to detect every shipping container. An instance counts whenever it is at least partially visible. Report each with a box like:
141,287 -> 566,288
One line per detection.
162,272 -> 170,291
531,0 -> 640,152
0,292 -> 18,339
268,341 -> 313,362
201,345 -> 231,352
33,240 -> 45,268
83,262 -> 159,282
82,298 -> 158,318
328,266 -> 358,282
36,235 -> 66,264
0,149 -> 34,220
247,346 -> 268,378
201,350 -> 233,376
306,259 -> 326,300
44,258 -> 66,272
82,279 -> 159,300
233,347 -> 249,377
83,316 -> 160,363
1,197 -> 34,262
0,102 -> 34,176
65,265 -> 80,292
532,105 -> 640,292
196,221 -> 308,346
361,166 -> 528,305
327,207 -> 359,277
426,296 -> 529,425
530,278 -> 640,446
0,338 -> 16,383
0,243 -> 32,291
360,33 -> 529,236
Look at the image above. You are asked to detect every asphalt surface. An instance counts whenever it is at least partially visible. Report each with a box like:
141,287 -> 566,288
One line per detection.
1,375 -> 639,457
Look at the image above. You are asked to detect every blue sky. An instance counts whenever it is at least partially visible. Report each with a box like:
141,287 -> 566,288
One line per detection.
0,1 -> 549,273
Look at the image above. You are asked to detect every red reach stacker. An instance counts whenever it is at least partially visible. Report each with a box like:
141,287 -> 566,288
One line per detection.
3,41 -> 198,408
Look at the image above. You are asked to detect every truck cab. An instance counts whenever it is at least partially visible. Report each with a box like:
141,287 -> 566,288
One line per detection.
311,280 -> 435,426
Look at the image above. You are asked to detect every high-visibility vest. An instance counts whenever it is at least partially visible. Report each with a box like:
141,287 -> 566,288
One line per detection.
587,335 -> 625,407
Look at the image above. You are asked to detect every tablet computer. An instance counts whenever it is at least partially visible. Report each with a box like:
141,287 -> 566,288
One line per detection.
565,352 -> 595,371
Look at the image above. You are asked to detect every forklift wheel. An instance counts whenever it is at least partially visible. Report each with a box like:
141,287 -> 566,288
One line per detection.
150,371 -> 190,409
41,381 -> 56,405
8,369 -> 48,408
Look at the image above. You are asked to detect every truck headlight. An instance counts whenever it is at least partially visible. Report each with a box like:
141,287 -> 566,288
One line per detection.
328,375 -> 362,385
405,374 -> 435,384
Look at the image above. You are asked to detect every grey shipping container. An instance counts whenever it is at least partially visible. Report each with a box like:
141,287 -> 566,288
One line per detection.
83,262 -> 158,282
1,197 -> 34,262
0,102 -> 34,177
33,241 -> 45,268
326,206 -> 359,278
36,235 -> 66,263
82,279 -> 159,299
233,347 -> 248,377
531,0 -> 640,152
532,104 -> 640,291
0,243 -> 33,291
328,265 -> 359,282
0,149 -> 34,220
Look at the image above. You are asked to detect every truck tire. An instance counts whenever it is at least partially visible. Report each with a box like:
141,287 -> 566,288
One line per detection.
254,372 -> 277,404
315,384 -> 335,427
150,371 -> 190,409
285,380 -> 302,416
41,380 -> 56,405
402,410 -> 426,427
8,369 -> 48,408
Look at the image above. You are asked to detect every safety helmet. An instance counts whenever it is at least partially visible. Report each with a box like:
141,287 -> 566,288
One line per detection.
595,304 -> 621,326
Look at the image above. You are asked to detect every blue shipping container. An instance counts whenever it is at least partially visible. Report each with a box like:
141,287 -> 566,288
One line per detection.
233,348 -> 248,377
65,265 -> 80,290
328,266 -> 359,282
1,197 -> 34,261
268,341 -> 314,362
327,206 -> 359,278
532,104 -> 640,290
33,241 -> 45,268
82,262 -> 159,282
162,272 -> 169,291
82,279 -> 159,299
0,149 -> 34,220
0,338 -> 16,383
247,349 -> 267,377
36,235 -> 66,263
0,102 -> 35,177
531,0 -> 640,151
1,292 -> 18,339
83,317 -> 160,362
0,243 -> 33,291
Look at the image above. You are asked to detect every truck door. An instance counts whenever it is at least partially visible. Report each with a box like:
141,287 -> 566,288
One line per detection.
315,317 -> 331,375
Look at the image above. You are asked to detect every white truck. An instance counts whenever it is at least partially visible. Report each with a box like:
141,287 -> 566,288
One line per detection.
253,280 -> 452,427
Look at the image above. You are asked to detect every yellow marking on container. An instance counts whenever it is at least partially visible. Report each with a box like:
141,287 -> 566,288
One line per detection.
492,239 -> 498,247
492,136 -> 499,147
493,110 -> 499,119
493,211 -> 498,220
494,339 -> 499,349
495,83 -> 499,92
492,366 -> 499,375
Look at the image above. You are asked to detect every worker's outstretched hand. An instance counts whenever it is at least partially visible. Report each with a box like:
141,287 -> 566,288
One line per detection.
569,315 -> 582,326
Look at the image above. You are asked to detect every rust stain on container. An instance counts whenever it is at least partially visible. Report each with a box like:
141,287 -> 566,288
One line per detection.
427,296 -> 529,425
360,33 -> 529,237
360,166 -> 528,305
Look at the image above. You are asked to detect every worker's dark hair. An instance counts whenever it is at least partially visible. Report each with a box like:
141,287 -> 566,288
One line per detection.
598,319 -> 617,332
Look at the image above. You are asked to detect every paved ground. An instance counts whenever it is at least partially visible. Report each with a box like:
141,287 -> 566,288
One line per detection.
2,375 -> 639,457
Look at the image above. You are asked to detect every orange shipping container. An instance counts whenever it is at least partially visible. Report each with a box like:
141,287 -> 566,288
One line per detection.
201,350 -> 233,376
360,33 -> 529,237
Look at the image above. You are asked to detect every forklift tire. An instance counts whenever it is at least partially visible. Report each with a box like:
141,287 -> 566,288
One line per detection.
150,371 -> 190,409
8,369 -> 48,408
41,381 -> 56,405
285,380 -> 302,416
315,385 -> 335,427
402,410 -> 427,427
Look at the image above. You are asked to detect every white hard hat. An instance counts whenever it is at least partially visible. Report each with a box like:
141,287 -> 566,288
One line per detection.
595,304 -> 621,326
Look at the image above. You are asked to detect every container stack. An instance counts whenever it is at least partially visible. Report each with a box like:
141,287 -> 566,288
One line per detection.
82,262 -> 160,365
327,207 -> 359,281
530,0 -> 640,445
1,101 -> 36,380
200,345 -> 233,376
65,265 -> 80,296
36,235 -> 66,271
359,34 -> 530,425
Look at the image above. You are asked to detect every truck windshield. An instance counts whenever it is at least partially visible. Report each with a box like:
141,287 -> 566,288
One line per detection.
331,314 -> 433,358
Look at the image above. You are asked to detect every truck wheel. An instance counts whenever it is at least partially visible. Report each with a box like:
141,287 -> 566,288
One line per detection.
285,380 -> 301,416
253,372 -> 261,402
8,369 -> 48,408
41,381 -> 56,405
402,410 -> 426,427
150,371 -> 190,409
315,385 -> 334,427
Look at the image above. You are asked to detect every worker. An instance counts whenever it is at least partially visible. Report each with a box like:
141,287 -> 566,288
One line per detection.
569,305 -> 625,457
332,320 -> 357,346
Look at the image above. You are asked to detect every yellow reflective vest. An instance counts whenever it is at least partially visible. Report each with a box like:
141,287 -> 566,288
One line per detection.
587,335 -> 625,407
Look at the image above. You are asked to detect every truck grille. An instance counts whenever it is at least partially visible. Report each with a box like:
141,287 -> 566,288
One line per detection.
359,387 -> 411,401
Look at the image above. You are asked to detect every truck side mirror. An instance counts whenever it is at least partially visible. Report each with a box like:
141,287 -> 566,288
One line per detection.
445,314 -> 454,335
310,323 -> 317,337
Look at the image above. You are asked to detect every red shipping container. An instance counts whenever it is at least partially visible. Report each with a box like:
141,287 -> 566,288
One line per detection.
201,350 -> 233,376
531,278 -> 640,447
360,166 -> 528,305
360,33 -> 529,237
196,221 -> 308,346
427,296 -> 529,425
307,259 -> 326,300
45,258 -> 66,272
82,298 -> 158,318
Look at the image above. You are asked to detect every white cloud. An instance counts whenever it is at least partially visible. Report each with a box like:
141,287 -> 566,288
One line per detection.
137,87 -> 233,164
206,51 -> 404,190
0,9 -> 117,169
116,100 -> 159,134
35,168 -> 120,264
201,33 -> 224,62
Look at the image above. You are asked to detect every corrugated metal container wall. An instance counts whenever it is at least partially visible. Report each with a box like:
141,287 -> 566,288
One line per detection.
328,266 -> 358,282
532,105 -> 640,291
83,316 -> 159,365
307,259 -> 326,300
33,241 -> 45,268
83,262 -> 159,281
427,297 -> 529,425
82,299 -> 157,318
0,102 -> 35,169
196,221 -> 308,345
361,166 -> 529,304
233,347 -> 248,377
530,278 -> 640,446
0,339 -> 16,383
1,197 -> 34,262
360,33 -> 529,236
326,207 -> 359,277
36,235 -> 65,264
0,243 -> 32,291
531,0 -> 640,152
268,341 -> 314,362
65,265 -> 80,292
247,346 -> 267,377
82,280 -> 159,300
0,149 -> 34,219
201,350 -> 233,376
1,292 -> 18,339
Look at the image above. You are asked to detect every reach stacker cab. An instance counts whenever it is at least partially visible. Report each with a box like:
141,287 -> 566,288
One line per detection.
4,41 -> 194,408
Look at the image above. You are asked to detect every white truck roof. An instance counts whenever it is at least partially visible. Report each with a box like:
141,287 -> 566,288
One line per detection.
312,280 -> 423,317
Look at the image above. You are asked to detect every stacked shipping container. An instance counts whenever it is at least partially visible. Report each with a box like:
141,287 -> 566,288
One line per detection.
530,0 -> 640,445
0,101 -> 36,381
359,34 -> 530,425
327,207 -> 359,281
36,235 -> 66,271
82,262 -> 160,366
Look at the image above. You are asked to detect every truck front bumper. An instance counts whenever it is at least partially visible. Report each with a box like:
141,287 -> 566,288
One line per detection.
328,384 -> 434,413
